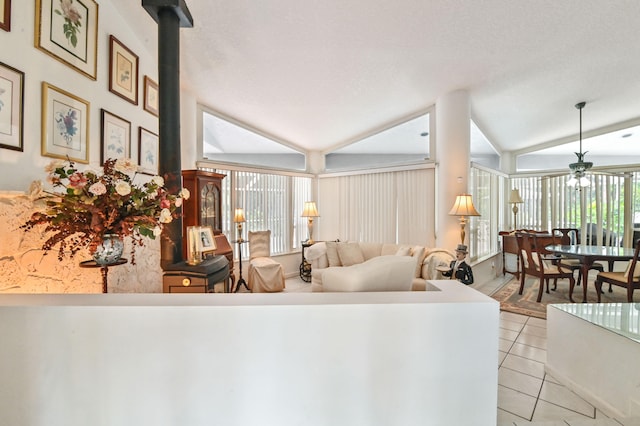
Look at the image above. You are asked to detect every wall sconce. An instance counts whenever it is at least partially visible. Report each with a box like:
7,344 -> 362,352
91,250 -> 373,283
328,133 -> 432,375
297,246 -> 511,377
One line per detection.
508,188 -> 524,230
301,201 -> 319,243
448,194 -> 480,245
233,208 -> 246,242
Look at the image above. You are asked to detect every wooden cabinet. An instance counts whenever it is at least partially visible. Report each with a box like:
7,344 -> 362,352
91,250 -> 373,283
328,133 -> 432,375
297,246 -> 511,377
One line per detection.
181,170 -> 235,288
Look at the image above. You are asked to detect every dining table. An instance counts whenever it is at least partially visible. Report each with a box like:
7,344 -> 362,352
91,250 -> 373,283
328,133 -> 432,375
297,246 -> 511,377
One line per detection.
545,244 -> 636,302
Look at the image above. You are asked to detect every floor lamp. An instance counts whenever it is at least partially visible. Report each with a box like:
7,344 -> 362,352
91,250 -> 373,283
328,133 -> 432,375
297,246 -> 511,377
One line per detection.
508,189 -> 523,230
449,194 -> 481,245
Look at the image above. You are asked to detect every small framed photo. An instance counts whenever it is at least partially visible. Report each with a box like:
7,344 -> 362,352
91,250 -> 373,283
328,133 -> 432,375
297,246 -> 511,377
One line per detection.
109,35 -> 138,105
1,0 -> 11,32
198,226 -> 217,253
143,76 -> 158,116
0,61 -> 24,151
100,109 -> 130,164
138,127 -> 158,175
35,0 -> 99,80
41,82 -> 89,163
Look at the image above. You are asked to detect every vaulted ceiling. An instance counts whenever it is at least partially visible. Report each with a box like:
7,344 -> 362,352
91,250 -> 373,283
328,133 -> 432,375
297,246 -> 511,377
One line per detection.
125,1 -> 640,163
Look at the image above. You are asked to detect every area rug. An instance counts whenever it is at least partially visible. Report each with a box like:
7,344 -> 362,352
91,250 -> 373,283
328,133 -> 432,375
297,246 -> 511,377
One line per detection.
491,275 -> 633,319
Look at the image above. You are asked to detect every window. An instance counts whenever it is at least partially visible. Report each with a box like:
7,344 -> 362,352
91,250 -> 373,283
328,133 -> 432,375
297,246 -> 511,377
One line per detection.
213,167 -> 312,257
511,173 -> 640,247
470,165 -> 506,261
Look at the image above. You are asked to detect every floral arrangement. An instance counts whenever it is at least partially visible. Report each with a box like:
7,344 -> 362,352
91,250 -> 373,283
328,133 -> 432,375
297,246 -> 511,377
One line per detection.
22,158 -> 189,263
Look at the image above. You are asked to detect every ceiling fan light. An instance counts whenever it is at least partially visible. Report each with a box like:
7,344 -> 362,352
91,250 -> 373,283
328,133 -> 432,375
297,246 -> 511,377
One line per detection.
567,176 -> 578,187
579,176 -> 590,187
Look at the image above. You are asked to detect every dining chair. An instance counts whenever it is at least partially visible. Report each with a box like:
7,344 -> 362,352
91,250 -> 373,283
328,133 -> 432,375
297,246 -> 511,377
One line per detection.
552,228 -> 604,286
516,232 -> 576,303
594,239 -> 640,302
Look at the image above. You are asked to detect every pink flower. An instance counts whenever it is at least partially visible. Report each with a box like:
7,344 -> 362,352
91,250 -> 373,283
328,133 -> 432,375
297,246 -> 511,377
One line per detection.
160,198 -> 171,209
88,182 -> 107,196
68,172 -> 87,188
60,0 -> 82,25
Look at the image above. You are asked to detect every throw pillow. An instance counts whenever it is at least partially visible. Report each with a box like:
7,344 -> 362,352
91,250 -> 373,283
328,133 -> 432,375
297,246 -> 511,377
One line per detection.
326,241 -> 342,267
395,246 -> 411,256
337,242 -> 365,267
623,260 -> 640,279
411,246 -> 427,278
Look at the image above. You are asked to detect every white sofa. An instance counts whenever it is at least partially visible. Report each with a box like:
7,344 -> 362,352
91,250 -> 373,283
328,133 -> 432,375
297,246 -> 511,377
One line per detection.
305,241 -> 455,292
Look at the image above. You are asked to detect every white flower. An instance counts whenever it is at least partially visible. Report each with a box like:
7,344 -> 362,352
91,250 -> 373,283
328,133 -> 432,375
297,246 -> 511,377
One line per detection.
114,158 -> 138,174
153,226 -> 162,237
44,160 -> 66,173
151,175 -> 164,187
180,188 -> 190,200
159,208 -> 173,223
115,180 -> 131,196
175,197 -> 183,208
89,182 -> 107,196
147,189 -> 158,199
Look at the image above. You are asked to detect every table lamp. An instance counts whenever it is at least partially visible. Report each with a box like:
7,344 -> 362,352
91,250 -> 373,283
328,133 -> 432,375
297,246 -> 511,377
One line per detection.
449,194 -> 480,245
301,201 -> 319,243
233,208 -> 246,242
508,188 -> 524,230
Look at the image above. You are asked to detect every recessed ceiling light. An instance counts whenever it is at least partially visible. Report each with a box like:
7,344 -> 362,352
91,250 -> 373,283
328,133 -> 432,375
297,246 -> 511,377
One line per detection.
420,132 -> 429,137
622,133 -> 632,138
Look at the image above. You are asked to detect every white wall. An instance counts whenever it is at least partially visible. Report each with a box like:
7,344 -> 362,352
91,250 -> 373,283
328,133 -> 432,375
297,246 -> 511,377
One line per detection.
0,282 -> 499,426
0,1 -> 160,191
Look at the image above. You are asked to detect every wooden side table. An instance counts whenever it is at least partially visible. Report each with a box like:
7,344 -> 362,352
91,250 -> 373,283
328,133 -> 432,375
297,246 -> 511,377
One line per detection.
79,258 -> 127,293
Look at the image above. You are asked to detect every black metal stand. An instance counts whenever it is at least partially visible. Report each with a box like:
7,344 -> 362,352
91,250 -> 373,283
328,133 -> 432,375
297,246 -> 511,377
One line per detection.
233,240 -> 250,292
80,258 -> 127,293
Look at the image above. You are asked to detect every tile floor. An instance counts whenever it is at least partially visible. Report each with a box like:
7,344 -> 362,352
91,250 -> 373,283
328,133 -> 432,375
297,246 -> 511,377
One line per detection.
283,274 -> 640,425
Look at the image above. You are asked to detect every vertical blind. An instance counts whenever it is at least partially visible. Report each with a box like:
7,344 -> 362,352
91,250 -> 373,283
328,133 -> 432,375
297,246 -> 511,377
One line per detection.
470,167 -> 506,261
318,167 -> 436,246
215,168 -> 312,257
511,173 -> 639,247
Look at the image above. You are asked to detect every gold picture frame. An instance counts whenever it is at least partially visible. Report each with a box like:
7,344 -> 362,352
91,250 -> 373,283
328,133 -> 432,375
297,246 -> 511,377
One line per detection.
109,35 -> 138,105
138,127 -> 158,175
100,109 -> 131,165
0,0 -> 11,32
0,61 -> 24,151
35,0 -> 99,80
41,82 -> 90,163
143,76 -> 158,116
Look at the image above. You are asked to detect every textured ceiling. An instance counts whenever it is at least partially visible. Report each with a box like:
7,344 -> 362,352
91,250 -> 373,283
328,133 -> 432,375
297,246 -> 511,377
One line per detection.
126,0 -> 640,159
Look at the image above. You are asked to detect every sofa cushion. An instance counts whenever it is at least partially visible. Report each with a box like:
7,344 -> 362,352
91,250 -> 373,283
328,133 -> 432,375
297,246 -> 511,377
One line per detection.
411,246 -> 427,278
322,255 -> 416,292
380,243 -> 401,256
359,242 -> 383,260
337,242 -> 365,266
325,241 -> 342,267
395,246 -> 411,256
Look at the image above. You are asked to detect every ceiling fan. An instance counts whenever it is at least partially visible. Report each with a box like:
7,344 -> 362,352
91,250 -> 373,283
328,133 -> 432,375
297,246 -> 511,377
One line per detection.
538,101 -> 632,187
567,101 -> 592,187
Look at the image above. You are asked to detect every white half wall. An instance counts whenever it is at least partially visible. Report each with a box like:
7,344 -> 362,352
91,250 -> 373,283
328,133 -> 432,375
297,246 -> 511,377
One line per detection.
0,281 -> 499,426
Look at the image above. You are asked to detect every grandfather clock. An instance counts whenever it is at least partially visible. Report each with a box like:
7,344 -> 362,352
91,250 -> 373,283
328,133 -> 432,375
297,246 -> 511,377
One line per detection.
181,170 -> 235,288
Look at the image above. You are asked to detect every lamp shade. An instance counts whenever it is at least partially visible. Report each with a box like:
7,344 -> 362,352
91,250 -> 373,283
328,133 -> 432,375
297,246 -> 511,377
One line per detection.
448,194 -> 480,217
508,189 -> 523,204
233,208 -> 246,223
301,201 -> 319,217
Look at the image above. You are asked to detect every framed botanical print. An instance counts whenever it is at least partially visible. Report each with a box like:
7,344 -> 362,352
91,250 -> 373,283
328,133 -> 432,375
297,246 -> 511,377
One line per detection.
100,109 -> 130,164
0,61 -> 24,151
138,127 -> 158,175
109,35 -> 138,105
0,0 -> 11,32
143,76 -> 159,116
41,82 -> 89,163
35,0 -> 99,80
